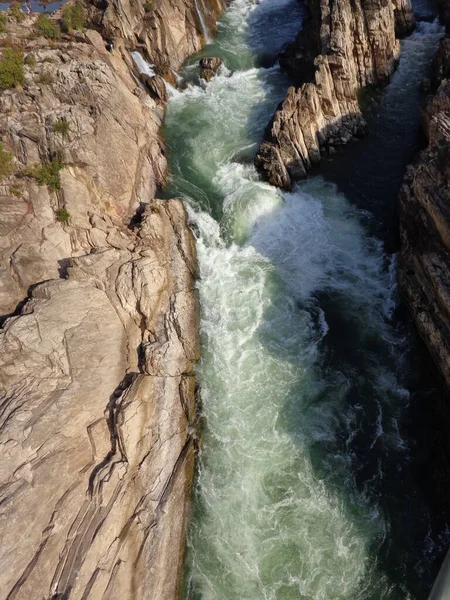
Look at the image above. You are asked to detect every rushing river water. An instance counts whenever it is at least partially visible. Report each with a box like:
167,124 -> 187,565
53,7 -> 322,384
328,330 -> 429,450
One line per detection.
162,0 -> 449,598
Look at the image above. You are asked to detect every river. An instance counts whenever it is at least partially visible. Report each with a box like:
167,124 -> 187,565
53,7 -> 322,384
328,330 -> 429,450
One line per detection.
161,0 -> 449,598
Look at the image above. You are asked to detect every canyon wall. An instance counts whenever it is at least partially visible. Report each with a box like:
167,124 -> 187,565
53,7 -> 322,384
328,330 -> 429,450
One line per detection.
90,0 -> 223,72
255,0 -> 414,188
0,0 -> 221,597
399,36 -> 450,390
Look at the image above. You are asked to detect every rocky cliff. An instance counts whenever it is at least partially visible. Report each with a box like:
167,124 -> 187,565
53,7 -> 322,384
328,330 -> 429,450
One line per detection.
399,37 -> 450,390
90,0 -> 223,73
255,0 -> 414,188
0,0 -> 219,597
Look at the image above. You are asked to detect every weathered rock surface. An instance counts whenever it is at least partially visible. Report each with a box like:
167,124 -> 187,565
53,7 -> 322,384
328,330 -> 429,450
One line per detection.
0,0 -> 217,596
199,55 -> 222,81
0,199 -> 200,600
255,0 -> 414,188
91,0 -> 223,73
0,30 -> 166,316
399,37 -> 450,390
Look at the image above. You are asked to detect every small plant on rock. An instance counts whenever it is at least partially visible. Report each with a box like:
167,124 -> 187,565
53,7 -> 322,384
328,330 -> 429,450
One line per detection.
53,118 -> 69,136
0,142 -> 13,181
0,48 -> 24,89
61,1 -> 85,32
35,14 -> 61,39
37,69 -> 55,85
24,53 -> 36,68
55,207 -> 70,223
29,157 -> 64,191
8,2 -> 25,23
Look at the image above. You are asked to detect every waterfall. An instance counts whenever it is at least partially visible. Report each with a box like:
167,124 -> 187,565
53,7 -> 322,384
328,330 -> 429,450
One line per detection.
194,0 -> 212,44
130,51 -> 179,98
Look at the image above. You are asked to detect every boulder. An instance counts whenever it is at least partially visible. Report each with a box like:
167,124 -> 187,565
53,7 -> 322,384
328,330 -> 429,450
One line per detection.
199,55 -> 222,81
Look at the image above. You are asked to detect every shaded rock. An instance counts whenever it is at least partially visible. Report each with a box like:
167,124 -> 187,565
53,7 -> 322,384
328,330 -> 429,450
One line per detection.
399,37 -> 450,390
199,55 -> 222,81
393,0 -> 416,37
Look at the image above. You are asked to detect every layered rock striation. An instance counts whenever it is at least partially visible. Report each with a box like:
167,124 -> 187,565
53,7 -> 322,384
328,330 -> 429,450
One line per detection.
255,0 -> 414,189
399,37 -> 450,390
0,0 -> 220,596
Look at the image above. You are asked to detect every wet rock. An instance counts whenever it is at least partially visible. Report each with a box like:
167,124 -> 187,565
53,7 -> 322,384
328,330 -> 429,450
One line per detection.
141,72 -> 169,102
199,55 -> 222,81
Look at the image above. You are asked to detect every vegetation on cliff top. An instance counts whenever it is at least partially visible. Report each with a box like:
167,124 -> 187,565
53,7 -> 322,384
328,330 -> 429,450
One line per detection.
62,1 -> 86,32
8,2 -> 25,23
35,14 -> 61,39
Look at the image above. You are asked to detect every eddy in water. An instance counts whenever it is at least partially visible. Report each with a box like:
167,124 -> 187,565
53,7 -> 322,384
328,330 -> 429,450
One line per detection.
161,0 -> 448,597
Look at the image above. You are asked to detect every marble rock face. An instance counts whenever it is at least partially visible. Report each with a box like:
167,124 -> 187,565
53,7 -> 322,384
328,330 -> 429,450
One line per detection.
255,0 -> 414,188
0,0 -> 224,593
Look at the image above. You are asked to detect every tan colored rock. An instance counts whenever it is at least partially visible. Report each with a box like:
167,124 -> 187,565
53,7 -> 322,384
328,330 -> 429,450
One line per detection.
0,1 -> 218,597
0,31 -> 166,315
91,0 -> 223,73
256,0 -> 412,188
0,199 -> 200,600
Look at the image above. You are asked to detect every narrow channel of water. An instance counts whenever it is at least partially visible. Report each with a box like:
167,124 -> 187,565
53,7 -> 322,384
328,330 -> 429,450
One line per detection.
161,0 -> 449,597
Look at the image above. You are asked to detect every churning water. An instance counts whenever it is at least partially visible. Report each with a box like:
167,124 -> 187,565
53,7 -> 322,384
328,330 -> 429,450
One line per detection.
162,0 -> 448,598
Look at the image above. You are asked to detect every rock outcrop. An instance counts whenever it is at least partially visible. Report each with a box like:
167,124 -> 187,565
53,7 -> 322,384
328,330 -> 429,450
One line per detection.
199,55 -> 222,81
255,0 -> 414,189
399,37 -> 450,389
0,0 -> 219,596
90,0 -> 223,73
0,199 -> 200,600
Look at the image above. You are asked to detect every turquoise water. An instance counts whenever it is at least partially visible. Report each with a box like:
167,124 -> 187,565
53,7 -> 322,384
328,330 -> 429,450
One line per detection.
162,1 -> 447,598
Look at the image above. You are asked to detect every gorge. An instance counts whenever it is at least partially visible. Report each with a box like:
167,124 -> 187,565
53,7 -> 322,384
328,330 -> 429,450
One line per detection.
0,0 -> 449,598
163,0 -> 450,597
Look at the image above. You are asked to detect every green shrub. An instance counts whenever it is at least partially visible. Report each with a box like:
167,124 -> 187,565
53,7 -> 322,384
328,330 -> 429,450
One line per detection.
0,12 -> 8,33
55,207 -> 70,223
29,158 -> 64,190
35,14 -> 61,39
53,119 -> 69,135
0,143 -> 13,180
24,52 -> 36,67
61,1 -> 85,32
0,48 -> 24,89
37,69 -> 55,84
9,2 -> 25,23
143,0 -> 153,12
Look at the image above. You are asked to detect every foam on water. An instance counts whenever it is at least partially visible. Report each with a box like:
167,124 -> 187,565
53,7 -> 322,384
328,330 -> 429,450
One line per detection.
162,0 -> 446,597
